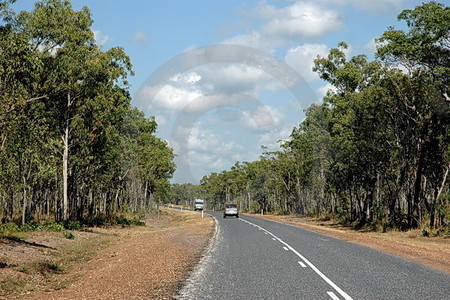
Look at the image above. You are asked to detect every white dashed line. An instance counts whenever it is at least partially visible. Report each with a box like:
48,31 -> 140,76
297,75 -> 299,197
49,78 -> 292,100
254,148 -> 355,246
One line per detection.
327,291 -> 340,300
298,261 -> 307,268
283,246 -> 289,251
240,218 -> 353,300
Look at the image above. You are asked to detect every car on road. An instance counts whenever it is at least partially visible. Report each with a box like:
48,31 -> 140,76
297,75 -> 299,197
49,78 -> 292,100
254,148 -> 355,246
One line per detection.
223,203 -> 239,218
194,199 -> 205,211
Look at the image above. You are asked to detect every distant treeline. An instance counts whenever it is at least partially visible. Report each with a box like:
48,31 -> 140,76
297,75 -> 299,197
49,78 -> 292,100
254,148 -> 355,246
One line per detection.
179,2 -> 450,231
0,0 -> 175,225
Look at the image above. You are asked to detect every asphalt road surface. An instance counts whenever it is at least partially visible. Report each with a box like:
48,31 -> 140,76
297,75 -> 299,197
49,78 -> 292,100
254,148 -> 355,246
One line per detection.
176,211 -> 450,300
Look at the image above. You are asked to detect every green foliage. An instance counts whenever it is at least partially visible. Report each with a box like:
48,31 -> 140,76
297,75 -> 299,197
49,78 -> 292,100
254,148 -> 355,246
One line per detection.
116,215 -> 146,227
14,264 -> 29,273
0,0 -> 175,225
62,220 -> 83,230
63,232 -> 75,239
38,222 -> 65,232
198,2 -> 450,231
37,260 -> 65,274
0,222 -> 20,233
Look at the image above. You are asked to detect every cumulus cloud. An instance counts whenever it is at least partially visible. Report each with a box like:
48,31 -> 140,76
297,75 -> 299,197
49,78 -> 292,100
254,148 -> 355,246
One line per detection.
364,37 -> 379,55
317,83 -> 337,98
187,127 -> 219,152
139,64 -> 281,115
181,127 -> 246,172
200,64 -> 278,95
284,43 -> 329,82
93,30 -> 109,45
255,2 -> 344,41
142,84 -> 203,112
259,126 -> 294,151
242,105 -> 284,131
222,31 -> 282,52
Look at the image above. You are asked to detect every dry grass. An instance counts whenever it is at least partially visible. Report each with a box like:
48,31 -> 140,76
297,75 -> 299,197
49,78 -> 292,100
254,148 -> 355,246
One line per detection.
0,209 -> 214,300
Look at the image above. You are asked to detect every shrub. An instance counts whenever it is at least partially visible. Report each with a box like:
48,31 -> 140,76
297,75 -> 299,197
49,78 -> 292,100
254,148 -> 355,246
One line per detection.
19,223 -> 38,232
63,232 -> 75,239
37,261 -> 65,274
116,215 -> 145,226
0,222 -> 19,233
38,222 -> 65,232
63,220 -> 83,230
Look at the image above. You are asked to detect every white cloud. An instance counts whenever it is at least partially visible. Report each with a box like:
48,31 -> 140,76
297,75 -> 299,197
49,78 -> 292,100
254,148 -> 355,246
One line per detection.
242,105 -> 284,131
139,64 -> 281,116
256,2 -> 344,41
147,84 -> 204,112
363,38 -> 378,55
200,64 -> 278,95
222,31 -> 281,52
181,126 -> 247,172
133,30 -> 150,46
154,114 -> 167,127
187,127 -> 219,152
183,126 -> 244,154
259,126 -> 293,151
93,30 -> 109,45
317,83 -> 337,98
285,43 -> 329,82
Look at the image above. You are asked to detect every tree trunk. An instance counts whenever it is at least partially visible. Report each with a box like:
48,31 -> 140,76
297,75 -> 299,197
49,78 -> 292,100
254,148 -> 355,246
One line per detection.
62,93 -> 71,221
62,123 -> 69,221
411,148 -> 425,228
22,176 -> 27,226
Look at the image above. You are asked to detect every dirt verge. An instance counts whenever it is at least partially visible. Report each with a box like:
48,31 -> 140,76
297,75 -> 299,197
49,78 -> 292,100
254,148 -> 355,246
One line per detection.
0,208 -> 214,300
246,214 -> 450,274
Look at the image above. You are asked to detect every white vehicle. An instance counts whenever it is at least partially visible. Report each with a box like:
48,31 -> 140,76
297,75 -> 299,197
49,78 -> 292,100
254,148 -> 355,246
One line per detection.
194,199 -> 205,211
223,203 -> 239,218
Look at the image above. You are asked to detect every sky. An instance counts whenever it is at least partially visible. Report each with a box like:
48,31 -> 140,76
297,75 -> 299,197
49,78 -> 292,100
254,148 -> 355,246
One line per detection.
13,0 -> 432,183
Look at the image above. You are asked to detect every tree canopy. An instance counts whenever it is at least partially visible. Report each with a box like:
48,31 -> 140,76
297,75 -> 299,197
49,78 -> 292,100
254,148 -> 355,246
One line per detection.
0,0 -> 175,225
198,2 -> 450,232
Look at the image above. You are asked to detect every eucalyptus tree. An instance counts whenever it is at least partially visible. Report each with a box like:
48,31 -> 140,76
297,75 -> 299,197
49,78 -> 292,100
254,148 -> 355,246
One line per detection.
198,2 -> 449,231
14,0 -> 134,220
118,108 -> 175,213
0,0 -> 54,224
376,1 -> 450,228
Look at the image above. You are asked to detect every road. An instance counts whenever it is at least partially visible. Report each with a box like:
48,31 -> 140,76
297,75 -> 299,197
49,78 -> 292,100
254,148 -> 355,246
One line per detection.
176,211 -> 450,300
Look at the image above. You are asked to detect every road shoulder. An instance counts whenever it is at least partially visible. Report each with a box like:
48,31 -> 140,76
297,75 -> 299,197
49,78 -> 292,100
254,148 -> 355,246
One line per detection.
1,208 -> 214,300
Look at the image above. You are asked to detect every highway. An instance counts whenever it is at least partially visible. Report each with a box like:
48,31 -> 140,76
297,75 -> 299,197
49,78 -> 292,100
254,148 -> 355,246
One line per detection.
176,211 -> 450,300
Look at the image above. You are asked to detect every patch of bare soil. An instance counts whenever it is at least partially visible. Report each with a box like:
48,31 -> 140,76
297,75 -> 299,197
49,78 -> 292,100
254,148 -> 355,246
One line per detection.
247,214 -> 450,274
0,208 -> 214,300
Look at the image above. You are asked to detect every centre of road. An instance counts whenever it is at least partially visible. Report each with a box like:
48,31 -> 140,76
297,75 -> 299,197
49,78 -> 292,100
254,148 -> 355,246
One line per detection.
240,218 -> 354,300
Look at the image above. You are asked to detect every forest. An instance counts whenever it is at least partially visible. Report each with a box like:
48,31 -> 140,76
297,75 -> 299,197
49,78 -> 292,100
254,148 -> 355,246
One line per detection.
1,1 -> 449,233
174,2 -> 450,232
0,0 -> 175,225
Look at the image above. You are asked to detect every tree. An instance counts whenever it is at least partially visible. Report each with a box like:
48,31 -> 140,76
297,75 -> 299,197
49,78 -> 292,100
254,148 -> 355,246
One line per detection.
0,0 -> 175,225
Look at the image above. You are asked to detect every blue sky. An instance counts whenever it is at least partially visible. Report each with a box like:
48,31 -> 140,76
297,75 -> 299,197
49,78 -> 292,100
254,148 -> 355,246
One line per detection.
13,0 -> 431,183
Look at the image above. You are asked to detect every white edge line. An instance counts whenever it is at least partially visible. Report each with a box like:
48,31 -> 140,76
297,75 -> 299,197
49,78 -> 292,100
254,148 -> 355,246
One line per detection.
242,218 -> 353,300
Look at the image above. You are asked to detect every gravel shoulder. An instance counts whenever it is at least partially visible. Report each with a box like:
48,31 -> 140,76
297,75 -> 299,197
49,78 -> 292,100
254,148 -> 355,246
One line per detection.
1,208 -> 214,300
246,213 -> 450,274
2,209 -> 447,299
